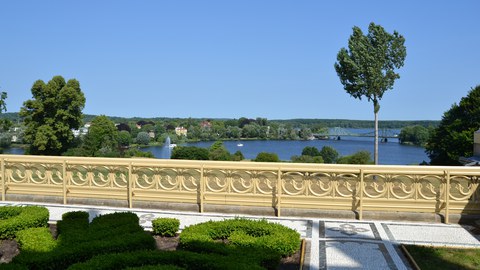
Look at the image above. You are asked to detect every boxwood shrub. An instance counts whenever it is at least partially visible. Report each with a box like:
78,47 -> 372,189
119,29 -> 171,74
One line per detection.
179,218 -> 300,256
68,250 -> 264,270
152,218 -> 180,237
178,218 -> 301,269
16,227 -> 57,252
11,212 -> 155,270
0,206 -> 49,239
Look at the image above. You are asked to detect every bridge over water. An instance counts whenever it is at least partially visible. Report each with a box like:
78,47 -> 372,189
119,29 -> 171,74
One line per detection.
313,127 -> 399,139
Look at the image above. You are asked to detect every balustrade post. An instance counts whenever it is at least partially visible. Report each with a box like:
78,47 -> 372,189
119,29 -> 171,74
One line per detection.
63,160 -> 67,204
445,171 -> 450,224
1,158 -> 5,201
276,168 -> 282,217
359,169 -> 364,220
128,163 -> 133,208
199,165 -> 204,213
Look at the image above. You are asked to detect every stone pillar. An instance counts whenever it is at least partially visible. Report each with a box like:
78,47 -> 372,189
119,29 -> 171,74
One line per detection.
474,129 -> 480,156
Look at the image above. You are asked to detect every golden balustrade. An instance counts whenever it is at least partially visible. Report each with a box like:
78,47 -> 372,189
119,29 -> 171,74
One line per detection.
1,154 -> 479,223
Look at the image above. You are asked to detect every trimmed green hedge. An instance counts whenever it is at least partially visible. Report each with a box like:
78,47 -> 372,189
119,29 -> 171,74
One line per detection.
178,218 -> 301,269
0,206 -> 49,239
68,250 -> 263,270
11,212 -> 155,270
125,265 -> 185,270
152,218 -> 180,237
180,218 -> 300,256
16,227 -> 56,252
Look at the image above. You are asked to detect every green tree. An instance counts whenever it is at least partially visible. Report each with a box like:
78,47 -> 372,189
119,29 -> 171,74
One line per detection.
426,85 -> 480,165
82,115 -> 119,157
208,141 -> 231,161
319,146 -> 339,164
254,152 -> 280,162
335,22 -> 406,164
291,155 -> 324,163
231,150 -> 244,161
337,151 -> 373,164
301,146 -> 321,157
117,130 -> 132,147
399,125 -> 430,146
136,132 -> 151,145
171,146 -> 209,160
20,76 -> 86,155
0,91 -> 11,152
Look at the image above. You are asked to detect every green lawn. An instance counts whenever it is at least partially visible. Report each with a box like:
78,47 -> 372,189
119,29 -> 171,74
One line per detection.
405,245 -> 480,270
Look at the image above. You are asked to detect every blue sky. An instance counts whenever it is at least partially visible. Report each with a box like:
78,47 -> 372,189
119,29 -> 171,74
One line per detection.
1,1 -> 479,120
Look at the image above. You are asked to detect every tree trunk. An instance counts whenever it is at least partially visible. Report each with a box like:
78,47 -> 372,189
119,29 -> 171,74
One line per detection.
373,99 -> 380,165
374,109 -> 378,165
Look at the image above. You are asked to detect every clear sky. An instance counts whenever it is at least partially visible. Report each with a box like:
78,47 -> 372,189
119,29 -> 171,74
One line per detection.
1,1 -> 479,120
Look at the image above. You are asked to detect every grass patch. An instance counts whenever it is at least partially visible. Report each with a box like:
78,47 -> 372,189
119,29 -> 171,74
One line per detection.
405,245 -> 480,270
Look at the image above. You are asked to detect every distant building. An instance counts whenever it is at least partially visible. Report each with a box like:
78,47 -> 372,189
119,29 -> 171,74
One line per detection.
459,129 -> 480,166
72,123 -> 90,137
148,131 -> 155,139
200,121 -> 212,129
116,123 -> 131,132
175,126 -> 187,136
136,120 -> 155,129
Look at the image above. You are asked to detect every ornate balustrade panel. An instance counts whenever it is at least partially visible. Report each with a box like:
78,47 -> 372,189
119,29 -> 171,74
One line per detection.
132,162 -> 200,204
362,172 -> 444,213
203,168 -> 277,207
66,160 -> 129,200
4,157 -> 64,197
281,170 -> 360,211
449,174 -> 480,213
0,155 -> 479,218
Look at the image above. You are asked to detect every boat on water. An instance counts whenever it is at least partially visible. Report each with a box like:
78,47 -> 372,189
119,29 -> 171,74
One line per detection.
237,143 -> 243,147
169,144 -> 177,148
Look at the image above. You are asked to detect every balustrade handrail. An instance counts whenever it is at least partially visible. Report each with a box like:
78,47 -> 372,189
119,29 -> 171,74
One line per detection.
1,154 -> 479,223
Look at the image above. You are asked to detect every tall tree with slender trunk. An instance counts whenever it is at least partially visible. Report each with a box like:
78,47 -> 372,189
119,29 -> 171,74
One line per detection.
335,22 -> 406,164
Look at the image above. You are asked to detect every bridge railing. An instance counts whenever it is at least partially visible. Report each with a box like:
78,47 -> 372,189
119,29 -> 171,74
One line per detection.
1,154 -> 479,223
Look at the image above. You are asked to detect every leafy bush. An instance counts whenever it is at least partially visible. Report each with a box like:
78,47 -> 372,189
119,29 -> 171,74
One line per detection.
16,227 -> 56,252
171,146 -> 209,160
337,150 -> 373,164
152,218 -> 180,237
179,218 -> 301,269
301,146 -> 321,157
136,132 -> 151,145
0,206 -> 49,239
253,152 -> 280,162
319,146 -> 339,163
291,155 -> 324,163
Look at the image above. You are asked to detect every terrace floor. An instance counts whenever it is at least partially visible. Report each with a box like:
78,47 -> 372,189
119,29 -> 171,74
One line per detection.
1,201 -> 479,270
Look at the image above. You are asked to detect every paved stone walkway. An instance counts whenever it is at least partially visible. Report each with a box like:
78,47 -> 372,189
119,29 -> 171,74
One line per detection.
2,201 -> 480,270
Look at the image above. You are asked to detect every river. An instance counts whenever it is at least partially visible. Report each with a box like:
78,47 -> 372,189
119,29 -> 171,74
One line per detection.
141,129 -> 429,165
3,129 -> 430,165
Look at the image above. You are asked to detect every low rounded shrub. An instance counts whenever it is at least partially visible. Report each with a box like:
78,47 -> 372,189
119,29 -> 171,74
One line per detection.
16,227 -> 57,252
180,218 -> 300,257
179,218 -> 301,269
152,218 -> 180,237
0,206 -> 49,239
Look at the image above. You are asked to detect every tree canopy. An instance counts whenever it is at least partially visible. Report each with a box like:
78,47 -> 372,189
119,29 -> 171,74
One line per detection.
20,76 -> 86,155
426,85 -> 480,165
335,22 -> 406,164
398,125 -> 430,146
82,115 -> 119,156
